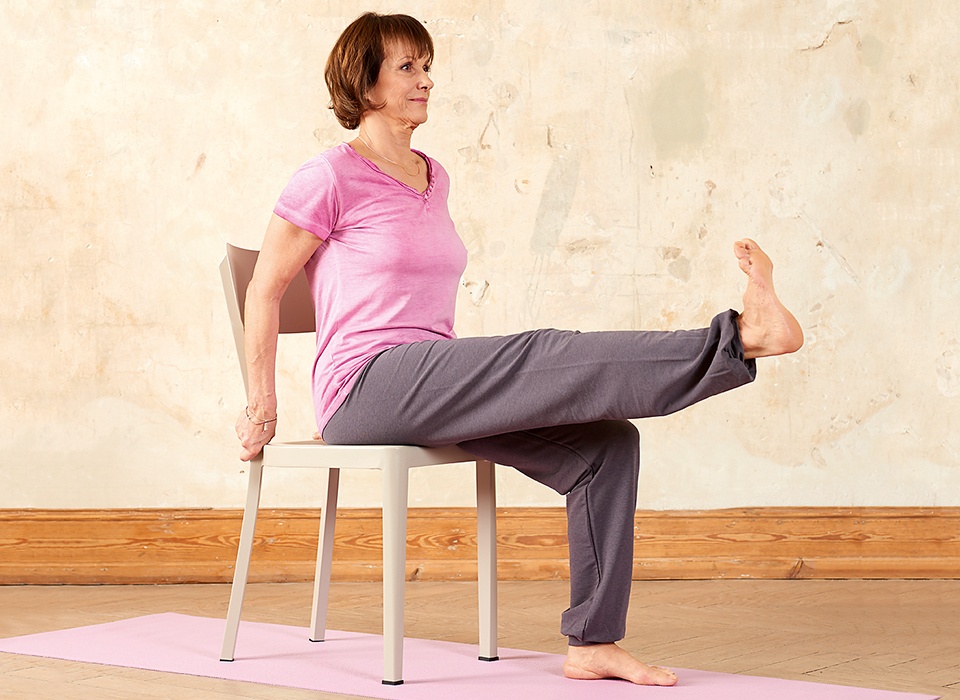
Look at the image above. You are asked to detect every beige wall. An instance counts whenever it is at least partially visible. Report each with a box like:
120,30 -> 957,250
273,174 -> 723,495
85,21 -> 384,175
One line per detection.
2,1 -> 957,509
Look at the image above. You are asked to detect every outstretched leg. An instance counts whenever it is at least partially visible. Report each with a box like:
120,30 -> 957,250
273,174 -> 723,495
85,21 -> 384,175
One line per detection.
322,310 -> 755,446
735,238 -> 804,359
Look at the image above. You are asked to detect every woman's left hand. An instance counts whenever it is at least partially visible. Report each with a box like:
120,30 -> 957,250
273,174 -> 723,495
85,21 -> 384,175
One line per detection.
236,408 -> 277,461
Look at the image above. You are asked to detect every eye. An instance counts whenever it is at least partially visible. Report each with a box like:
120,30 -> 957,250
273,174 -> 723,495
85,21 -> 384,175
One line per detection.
423,64 -> 432,73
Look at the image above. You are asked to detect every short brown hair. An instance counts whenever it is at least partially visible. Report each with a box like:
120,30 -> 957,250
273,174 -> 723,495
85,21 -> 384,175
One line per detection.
324,12 -> 434,130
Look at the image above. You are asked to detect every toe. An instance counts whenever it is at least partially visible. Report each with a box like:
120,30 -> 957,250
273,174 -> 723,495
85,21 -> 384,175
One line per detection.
647,665 -> 679,686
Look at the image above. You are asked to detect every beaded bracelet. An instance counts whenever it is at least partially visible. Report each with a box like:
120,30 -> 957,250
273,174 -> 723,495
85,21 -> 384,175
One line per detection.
245,406 -> 278,432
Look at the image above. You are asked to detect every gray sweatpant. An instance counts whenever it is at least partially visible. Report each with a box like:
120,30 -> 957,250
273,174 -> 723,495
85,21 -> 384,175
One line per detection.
322,309 -> 756,646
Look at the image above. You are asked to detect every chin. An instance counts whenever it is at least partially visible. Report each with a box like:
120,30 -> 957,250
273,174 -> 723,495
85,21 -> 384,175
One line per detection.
406,115 -> 428,128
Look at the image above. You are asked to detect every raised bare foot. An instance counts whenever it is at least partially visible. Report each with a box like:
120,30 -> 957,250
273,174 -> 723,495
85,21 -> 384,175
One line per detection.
734,238 -> 804,360
563,643 -> 678,686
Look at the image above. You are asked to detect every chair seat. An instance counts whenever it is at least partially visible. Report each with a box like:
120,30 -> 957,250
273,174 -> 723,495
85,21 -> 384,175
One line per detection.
262,441 -> 477,470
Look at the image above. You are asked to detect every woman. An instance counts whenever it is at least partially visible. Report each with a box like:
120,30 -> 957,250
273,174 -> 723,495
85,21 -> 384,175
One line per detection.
236,12 -> 803,687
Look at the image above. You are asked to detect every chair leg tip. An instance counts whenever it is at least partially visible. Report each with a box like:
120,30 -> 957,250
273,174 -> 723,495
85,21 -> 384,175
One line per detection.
382,679 -> 404,686
309,638 -> 324,643
479,655 -> 500,662
219,658 -> 234,663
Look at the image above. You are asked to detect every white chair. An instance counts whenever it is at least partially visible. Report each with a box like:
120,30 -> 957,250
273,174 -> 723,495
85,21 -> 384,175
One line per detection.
218,243 -> 499,685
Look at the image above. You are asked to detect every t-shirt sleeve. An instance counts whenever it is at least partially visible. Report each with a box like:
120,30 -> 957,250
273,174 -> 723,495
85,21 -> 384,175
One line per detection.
273,156 -> 340,241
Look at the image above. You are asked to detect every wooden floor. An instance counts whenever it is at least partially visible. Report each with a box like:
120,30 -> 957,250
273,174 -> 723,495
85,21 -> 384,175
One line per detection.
1,580 -> 957,698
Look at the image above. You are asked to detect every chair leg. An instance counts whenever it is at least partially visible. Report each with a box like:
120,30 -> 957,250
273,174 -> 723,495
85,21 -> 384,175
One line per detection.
309,468 -> 340,642
476,459 -> 499,662
381,465 -> 410,685
220,457 -> 264,662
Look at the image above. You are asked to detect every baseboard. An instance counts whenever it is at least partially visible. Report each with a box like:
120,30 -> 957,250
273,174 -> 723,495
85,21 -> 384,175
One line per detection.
1,507 -> 957,584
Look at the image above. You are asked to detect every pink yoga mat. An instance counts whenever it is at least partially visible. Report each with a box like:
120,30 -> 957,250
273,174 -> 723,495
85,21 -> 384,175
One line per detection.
0,614 -> 940,699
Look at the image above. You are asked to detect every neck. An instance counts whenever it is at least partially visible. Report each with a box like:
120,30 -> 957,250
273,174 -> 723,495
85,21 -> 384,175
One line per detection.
357,117 -> 415,159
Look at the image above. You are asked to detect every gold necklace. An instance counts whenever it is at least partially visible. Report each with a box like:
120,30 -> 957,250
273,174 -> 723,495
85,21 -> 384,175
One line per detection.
358,133 -> 422,177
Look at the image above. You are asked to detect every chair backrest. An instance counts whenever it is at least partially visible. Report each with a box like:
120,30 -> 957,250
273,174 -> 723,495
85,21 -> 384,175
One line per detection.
220,243 -> 315,394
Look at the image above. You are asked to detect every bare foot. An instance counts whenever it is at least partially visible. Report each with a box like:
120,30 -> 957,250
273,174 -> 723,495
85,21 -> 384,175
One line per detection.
563,643 -> 678,686
734,238 -> 804,360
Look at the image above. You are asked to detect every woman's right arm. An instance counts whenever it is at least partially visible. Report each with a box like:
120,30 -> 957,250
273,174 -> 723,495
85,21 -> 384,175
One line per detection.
235,214 -> 322,461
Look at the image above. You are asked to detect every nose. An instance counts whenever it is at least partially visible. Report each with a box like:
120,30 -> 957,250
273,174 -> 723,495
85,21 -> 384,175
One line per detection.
419,70 -> 434,90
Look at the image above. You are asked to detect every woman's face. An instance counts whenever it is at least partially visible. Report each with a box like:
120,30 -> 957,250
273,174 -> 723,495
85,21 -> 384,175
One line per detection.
366,42 -> 434,128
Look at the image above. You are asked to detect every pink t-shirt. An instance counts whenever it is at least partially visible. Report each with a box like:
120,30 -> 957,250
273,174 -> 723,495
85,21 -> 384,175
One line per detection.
274,143 -> 467,430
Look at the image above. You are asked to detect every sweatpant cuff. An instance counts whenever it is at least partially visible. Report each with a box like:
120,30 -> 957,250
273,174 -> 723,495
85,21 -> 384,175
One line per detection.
567,636 -> 620,647
723,308 -> 757,381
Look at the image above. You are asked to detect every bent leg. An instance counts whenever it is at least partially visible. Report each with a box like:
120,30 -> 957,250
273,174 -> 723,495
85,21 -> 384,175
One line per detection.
458,420 -> 640,644
459,421 -> 675,686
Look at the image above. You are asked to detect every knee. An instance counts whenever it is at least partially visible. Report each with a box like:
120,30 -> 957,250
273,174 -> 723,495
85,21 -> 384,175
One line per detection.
590,420 -> 640,475
601,419 -> 640,453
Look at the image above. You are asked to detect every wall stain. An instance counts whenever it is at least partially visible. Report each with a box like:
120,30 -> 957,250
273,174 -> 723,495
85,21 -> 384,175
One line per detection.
525,151 -> 581,324
859,33 -> 886,69
668,256 -> 691,282
650,65 -> 708,159
530,153 -> 581,256
936,341 -> 960,398
566,238 -> 599,255
478,112 -> 497,150
658,246 -> 682,261
190,152 -> 206,178
844,99 -> 871,136
11,176 -> 57,210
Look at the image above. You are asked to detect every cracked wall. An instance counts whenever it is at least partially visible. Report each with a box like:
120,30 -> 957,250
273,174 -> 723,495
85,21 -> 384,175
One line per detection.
2,1 -> 958,509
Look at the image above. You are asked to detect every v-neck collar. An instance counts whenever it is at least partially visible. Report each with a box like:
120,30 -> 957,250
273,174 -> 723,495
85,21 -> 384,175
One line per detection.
344,142 -> 435,198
